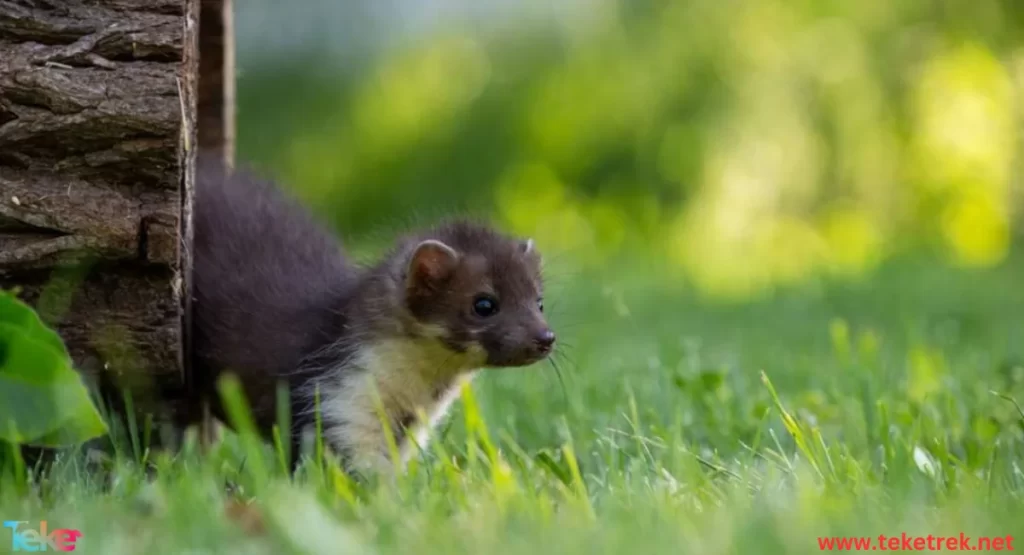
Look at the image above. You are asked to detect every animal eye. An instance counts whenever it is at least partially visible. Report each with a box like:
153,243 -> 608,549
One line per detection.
537,298 -> 544,312
473,295 -> 499,317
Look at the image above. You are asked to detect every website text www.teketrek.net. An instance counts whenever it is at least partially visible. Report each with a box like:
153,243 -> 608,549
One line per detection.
818,533 -> 1014,551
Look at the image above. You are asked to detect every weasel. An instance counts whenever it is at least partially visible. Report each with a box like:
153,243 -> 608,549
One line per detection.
190,156 -> 555,473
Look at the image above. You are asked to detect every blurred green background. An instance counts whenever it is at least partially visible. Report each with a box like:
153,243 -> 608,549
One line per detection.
236,0 -> 1023,301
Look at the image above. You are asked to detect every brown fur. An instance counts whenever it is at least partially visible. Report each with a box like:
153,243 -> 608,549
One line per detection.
190,155 -> 555,473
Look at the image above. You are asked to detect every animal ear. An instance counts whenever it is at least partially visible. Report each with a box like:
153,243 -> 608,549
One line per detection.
520,238 -> 534,255
407,239 -> 460,287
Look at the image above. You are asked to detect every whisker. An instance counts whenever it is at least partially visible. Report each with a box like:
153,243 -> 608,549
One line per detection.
552,349 -> 580,374
547,357 -> 570,408
552,340 -> 579,357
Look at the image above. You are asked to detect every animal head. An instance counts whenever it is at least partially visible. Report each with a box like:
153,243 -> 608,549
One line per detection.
400,221 -> 555,368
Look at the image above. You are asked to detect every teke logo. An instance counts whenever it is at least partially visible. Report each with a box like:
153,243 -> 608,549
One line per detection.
3,521 -> 82,552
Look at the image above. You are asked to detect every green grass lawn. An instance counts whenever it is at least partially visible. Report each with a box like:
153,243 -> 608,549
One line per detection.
3,251 -> 1024,554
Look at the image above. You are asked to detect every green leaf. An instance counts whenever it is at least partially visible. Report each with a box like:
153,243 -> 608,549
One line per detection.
0,291 -> 107,447
533,448 -> 573,486
0,290 -> 71,359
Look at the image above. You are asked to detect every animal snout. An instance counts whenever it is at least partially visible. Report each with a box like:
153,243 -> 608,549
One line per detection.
534,329 -> 556,353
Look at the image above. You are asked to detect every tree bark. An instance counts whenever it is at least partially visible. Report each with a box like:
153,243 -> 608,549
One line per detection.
198,0 -> 233,168
0,0 -> 206,424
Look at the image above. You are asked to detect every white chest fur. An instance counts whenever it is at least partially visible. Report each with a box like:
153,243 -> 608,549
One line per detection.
318,336 -> 485,473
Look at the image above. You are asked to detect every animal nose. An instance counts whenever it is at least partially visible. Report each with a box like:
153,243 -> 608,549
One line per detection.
534,329 -> 556,352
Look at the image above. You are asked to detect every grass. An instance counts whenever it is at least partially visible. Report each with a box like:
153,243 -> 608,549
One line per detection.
2,250 -> 1024,554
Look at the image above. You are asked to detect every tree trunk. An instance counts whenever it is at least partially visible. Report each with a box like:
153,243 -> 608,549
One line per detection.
0,0 -> 231,428
198,0 -> 233,167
